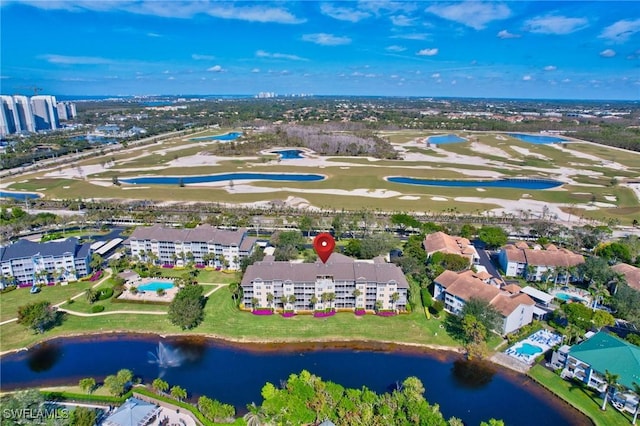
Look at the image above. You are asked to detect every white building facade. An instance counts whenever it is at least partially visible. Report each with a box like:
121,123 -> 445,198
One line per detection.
0,238 -> 92,287
127,224 -> 257,271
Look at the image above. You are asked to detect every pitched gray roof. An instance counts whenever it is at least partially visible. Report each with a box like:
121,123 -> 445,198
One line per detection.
129,224 -> 250,246
0,238 -> 90,261
103,397 -> 158,426
242,252 -> 408,288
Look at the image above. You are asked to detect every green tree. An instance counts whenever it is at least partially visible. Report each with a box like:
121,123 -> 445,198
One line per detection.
460,298 -> 502,335
198,395 -> 235,423
152,378 -> 169,393
71,407 -> 98,426
85,288 -> 98,304
478,226 -> 508,249
168,285 -> 205,329
331,213 -> 345,240
79,377 -> 96,394
170,385 -> 187,401
601,370 -> 620,410
17,301 -> 58,334
90,253 -> 103,271
299,215 -> 314,238
591,310 -> 615,329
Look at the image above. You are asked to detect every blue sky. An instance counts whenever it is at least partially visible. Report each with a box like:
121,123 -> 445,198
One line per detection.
1,1 -> 639,100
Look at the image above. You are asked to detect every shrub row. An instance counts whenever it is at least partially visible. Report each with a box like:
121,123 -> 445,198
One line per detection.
133,388 -> 218,426
91,305 -> 105,313
41,390 -> 131,405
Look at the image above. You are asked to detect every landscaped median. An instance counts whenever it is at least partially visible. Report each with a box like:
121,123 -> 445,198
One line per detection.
527,364 -> 632,426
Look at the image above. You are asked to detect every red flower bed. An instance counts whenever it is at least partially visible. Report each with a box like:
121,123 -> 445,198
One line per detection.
89,270 -> 103,281
252,309 -> 274,316
354,309 -> 366,316
195,264 -> 206,269
282,311 -> 296,318
162,264 -> 174,269
376,311 -> 397,317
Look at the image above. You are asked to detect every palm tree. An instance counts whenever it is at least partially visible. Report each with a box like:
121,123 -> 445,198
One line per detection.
525,264 -> 537,282
243,403 -> 266,426
601,370 -> 620,410
327,292 -> 336,310
251,297 -> 259,310
266,292 -> 274,308
391,292 -> 400,311
310,295 -> 318,310
631,382 -> 640,425
170,385 -> 187,401
228,282 -> 239,305
288,294 -> 296,309
353,288 -> 362,308
279,295 -> 288,309
85,288 -> 97,304
152,378 -> 169,394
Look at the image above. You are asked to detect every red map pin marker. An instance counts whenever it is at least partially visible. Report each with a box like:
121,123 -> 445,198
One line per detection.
313,233 -> 335,264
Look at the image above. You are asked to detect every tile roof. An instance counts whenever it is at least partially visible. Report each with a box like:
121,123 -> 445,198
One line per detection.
423,232 -> 477,260
569,331 -> 640,389
0,238 -> 89,261
129,224 -> 251,246
435,270 -> 535,316
242,252 -> 408,288
611,263 -> 640,291
502,245 -> 584,267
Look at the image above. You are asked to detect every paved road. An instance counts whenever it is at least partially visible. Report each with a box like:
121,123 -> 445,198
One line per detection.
475,247 -> 502,279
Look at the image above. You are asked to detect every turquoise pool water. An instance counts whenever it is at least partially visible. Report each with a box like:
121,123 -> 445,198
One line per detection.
428,134 -> 467,144
189,132 -> 242,141
508,133 -> 566,144
555,292 -> 586,302
516,343 -> 543,356
138,281 -> 174,292
273,149 -> 303,159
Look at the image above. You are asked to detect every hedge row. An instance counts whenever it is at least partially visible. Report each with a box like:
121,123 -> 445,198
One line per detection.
40,390 -> 131,405
133,388 -> 217,426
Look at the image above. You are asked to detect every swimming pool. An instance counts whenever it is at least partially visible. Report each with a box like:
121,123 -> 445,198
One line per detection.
273,149 -> 303,159
189,132 -> 242,141
508,133 -> 566,144
121,172 -> 326,185
555,292 -> 587,303
138,281 -> 174,292
516,343 -> 543,356
386,177 -> 562,190
427,134 -> 467,144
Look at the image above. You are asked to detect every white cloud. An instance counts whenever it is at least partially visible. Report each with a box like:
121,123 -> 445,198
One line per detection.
207,65 -> 224,72
562,78 -> 571,83
497,30 -> 520,39
206,4 -> 305,24
391,33 -> 430,40
600,49 -> 616,58
522,75 -> 532,81
302,33 -> 351,46
544,65 -> 557,71
167,76 -> 175,80
256,50 -> 307,61
386,45 -> 407,52
320,3 -> 370,22
417,48 -> 438,56
390,15 -> 415,27
147,32 -> 161,37
599,19 -> 640,43
251,68 -> 260,73
525,15 -> 588,35
431,73 -> 441,78
40,54 -> 111,64
192,54 -> 215,61
426,2 -> 511,30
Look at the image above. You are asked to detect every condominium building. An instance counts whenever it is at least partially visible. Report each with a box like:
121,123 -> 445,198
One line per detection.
0,238 -> 92,287
30,95 -> 59,131
13,95 -> 36,133
0,95 -> 21,136
127,224 -> 257,270
56,101 -> 77,121
433,269 -> 535,334
241,253 -> 408,311
498,243 -> 584,281
423,231 -> 479,267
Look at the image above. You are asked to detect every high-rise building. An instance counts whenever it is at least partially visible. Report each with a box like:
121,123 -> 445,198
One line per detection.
56,101 -> 77,121
0,95 -> 21,136
30,95 -> 59,131
13,96 -> 36,133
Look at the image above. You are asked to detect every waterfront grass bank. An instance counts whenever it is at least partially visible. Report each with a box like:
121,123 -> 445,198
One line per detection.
528,364 -> 631,426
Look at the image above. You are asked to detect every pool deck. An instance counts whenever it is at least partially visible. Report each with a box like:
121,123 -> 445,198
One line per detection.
504,329 -> 563,365
118,278 -> 179,303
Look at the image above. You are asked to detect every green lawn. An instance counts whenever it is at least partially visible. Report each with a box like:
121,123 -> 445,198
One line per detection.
528,365 -> 632,426
0,282 -> 95,322
1,286 -> 460,353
